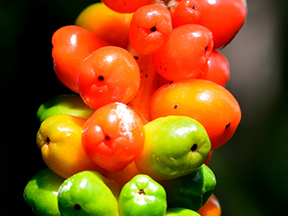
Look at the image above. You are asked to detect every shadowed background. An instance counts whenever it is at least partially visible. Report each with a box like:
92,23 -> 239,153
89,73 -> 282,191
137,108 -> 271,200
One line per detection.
1,0 -> 287,215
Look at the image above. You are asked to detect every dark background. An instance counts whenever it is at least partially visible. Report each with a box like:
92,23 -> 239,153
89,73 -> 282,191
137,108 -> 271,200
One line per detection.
1,0 -> 288,215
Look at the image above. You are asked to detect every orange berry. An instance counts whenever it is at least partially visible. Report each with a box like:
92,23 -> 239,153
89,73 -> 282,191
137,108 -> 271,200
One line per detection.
75,2 -> 133,48
150,79 -> 241,149
198,194 -> 221,216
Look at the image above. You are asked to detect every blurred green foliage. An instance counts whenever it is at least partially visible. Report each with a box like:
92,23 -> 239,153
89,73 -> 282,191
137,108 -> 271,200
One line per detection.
1,0 -> 288,215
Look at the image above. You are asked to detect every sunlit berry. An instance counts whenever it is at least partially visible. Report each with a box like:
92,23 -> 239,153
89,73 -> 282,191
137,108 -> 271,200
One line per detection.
129,4 -> 173,55
197,0 -> 247,48
172,0 -> 202,27
77,46 -> 140,110
82,102 -> 145,172
52,25 -> 109,93
101,0 -> 154,13
197,49 -> 230,86
150,79 -> 241,150
152,24 -> 213,81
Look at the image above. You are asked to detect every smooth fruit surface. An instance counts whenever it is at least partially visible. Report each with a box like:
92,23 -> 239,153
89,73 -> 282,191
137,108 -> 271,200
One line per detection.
101,0 -> 154,13
172,0 -> 202,27
197,194 -> 221,216
152,24 -> 213,81
129,4 -> 172,55
58,171 -> 120,216
119,174 -> 167,216
135,115 -> 211,180
77,46 -> 140,110
75,2 -> 133,48
36,94 -> 94,123
197,49 -> 230,87
198,0 -> 247,48
165,208 -> 201,216
160,164 -> 216,211
36,114 -> 105,179
82,102 -> 145,172
52,25 -> 109,93
23,168 -> 64,216
150,79 -> 241,149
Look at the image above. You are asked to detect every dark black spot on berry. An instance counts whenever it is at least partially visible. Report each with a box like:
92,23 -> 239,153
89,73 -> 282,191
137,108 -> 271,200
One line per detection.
46,137 -> 50,144
138,189 -> 145,195
150,26 -> 157,32
225,123 -> 231,129
105,135 -> 110,141
145,74 -> 148,78
98,76 -> 104,81
174,104 -> 178,109
191,144 -> 198,152
192,5 -> 195,10
134,56 -> 139,60
205,46 -> 208,51
74,204 -> 81,211
169,81 -> 173,84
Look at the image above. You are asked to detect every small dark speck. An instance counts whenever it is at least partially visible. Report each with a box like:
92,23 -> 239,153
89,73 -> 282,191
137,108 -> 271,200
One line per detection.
150,26 -> 157,32
98,75 -> 104,81
174,104 -> 178,109
225,123 -> 231,129
138,189 -> 145,195
134,56 -> 139,60
74,204 -> 81,211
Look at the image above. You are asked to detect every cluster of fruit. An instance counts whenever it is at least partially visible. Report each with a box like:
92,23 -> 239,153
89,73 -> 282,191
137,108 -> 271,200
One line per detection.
24,0 -> 247,215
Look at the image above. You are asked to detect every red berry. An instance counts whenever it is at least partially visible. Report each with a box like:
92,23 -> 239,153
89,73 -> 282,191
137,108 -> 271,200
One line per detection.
52,25 -> 109,93
172,0 -> 202,27
197,49 -> 230,86
129,4 -> 173,55
101,0 -> 154,13
77,46 -> 140,110
82,102 -> 145,172
152,24 -> 213,81
197,0 -> 247,48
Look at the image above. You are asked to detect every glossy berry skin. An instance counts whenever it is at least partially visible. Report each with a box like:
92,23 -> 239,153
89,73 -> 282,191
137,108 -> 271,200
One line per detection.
150,79 -> 241,150
172,0 -> 202,27
82,102 -> 145,172
36,114 -> 105,179
77,46 -> 140,110
197,49 -> 230,87
52,25 -> 110,93
152,24 -> 213,81
101,0 -> 154,13
198,194 -> 221,216
75,2 -> 133,48
129,4 -> 172,55
119,174 -> 167,216
197,0 -> 247,48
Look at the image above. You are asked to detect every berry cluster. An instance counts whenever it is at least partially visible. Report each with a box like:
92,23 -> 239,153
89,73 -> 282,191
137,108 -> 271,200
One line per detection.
24,0 -> 247,216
